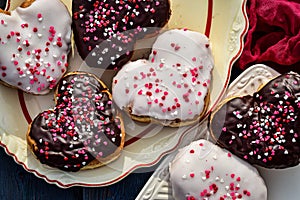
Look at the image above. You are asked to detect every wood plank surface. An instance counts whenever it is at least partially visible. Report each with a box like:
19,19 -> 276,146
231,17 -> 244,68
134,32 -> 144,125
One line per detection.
0,147 -> 152,200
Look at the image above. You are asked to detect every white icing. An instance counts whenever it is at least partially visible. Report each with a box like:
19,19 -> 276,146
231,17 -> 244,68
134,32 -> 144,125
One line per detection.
169,139 -> 267,200
0,0 -> 71,94
112,29 -> 214,122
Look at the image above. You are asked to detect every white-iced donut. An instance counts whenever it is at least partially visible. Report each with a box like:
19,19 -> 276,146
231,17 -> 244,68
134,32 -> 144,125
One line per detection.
112,29 -> 214,126
169,139 -> 267,200
0,0 -> 71,94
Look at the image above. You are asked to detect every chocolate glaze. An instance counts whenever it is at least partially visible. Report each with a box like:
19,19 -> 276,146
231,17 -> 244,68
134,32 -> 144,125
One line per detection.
29,72 -> 123,172
211,72 -> 300,168
72,0 -> 171,69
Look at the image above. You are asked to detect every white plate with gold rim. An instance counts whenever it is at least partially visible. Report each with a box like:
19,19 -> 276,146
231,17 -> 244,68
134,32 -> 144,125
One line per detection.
0,0 -> 248,187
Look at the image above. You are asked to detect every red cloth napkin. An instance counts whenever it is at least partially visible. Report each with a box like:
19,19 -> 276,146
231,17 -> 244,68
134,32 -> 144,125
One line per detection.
235,0 -> 300,74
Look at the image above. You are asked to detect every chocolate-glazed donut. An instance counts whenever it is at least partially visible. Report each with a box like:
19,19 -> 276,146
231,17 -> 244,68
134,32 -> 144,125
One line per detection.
27,72 -> 125,172
72,0 -> 171,69
210,72 -> 300,168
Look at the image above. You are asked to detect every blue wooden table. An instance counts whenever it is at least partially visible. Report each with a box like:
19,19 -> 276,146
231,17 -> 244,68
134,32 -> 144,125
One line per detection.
0,147 -> 153,200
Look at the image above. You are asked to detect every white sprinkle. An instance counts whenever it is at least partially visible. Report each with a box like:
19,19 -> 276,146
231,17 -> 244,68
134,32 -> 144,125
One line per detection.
236,114 -> 243,119
237,124 -> 242,128
264,152 -> 269,156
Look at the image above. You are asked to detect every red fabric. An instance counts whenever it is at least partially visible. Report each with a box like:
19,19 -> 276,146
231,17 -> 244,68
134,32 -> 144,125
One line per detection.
235,0 -> 300,73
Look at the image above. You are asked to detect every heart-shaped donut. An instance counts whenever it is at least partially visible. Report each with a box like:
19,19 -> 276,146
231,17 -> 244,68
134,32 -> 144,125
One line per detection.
112,29 -> 214,127
72,0 -> 171,69
169,139 -> 267,200
27,72 -> 125,172
0,0 -> 71,94
210,72 -> 300,168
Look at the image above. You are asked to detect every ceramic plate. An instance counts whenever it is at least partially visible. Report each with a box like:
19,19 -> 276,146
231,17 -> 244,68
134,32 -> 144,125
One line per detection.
136,64 -> 300,200
0,0 -> 248,187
